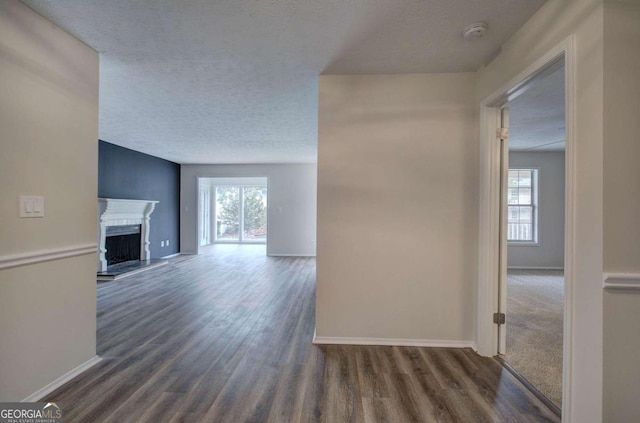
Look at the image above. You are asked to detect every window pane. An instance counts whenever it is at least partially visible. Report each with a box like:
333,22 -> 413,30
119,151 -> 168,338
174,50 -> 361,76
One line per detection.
508,171 -> 519,187
507,168 -> 536,242
507,204 -> 534,241
519,206 -> 532,223
507,223 -> 519,240
518,187 -> 531,205
510,208 -> 518,220
518,170 -> 532,187
508,188 -> 520,204
508,206 -> 519,222
216,186 -> 240,240
508,222 -> 533,241
243,186 -> 267,241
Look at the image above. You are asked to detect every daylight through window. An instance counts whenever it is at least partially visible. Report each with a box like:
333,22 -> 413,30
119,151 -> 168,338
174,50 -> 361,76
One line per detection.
507,169 -> 537,242
215,185 -> 267,243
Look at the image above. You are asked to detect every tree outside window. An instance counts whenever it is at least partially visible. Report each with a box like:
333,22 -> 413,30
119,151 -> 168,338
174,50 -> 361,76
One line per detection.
216,187 -> 240,239
215,186 -> 267,242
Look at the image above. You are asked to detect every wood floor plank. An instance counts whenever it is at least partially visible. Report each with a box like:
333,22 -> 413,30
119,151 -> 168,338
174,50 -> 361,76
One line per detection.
361,397 -> 392,423
385,372 -> 438,422
42,244 -> 559,422
320,346 -> 366,423
355,347 -> 390,399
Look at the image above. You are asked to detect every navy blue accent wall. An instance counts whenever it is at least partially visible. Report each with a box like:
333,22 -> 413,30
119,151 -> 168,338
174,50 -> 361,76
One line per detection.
98,140 -> 180,258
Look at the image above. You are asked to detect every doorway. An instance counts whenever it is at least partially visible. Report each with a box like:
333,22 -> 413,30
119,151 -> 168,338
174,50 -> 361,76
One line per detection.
498,63 -> 566,412
477,37 -> 576,420
198,177 -> 268,247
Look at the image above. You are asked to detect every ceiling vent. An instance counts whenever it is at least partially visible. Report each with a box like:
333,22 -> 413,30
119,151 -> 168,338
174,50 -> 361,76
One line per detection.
463,22 -> 488,40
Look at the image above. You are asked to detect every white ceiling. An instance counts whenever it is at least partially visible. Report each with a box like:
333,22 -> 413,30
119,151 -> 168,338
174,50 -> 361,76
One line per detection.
22,0 -> 546,164
508,65 -> 565,152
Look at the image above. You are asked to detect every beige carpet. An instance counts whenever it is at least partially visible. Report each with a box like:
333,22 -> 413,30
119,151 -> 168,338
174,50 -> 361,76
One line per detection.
505,269 -> 564,408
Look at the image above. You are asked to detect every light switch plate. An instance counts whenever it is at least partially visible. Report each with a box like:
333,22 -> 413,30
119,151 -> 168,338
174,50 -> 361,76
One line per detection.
20,196 -> 45,218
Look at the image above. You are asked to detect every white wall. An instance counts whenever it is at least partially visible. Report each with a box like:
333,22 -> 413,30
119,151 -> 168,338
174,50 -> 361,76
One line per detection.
603,0 -> 640,274
181,164 -> 317,256
508,151 -> 565,269
475,0 -> 604,420
316,73 -> 477,344
602,1 -> 640,422
0,0 -> 99,401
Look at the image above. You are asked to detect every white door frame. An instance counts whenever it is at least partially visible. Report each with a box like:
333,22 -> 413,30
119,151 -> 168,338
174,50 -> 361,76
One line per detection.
476,36 -> 576,420
199,182 -> 211,246
497,106 -> 509,356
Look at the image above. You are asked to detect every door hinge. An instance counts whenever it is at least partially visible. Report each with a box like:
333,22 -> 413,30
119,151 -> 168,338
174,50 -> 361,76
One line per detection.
493,312 -> 506,325
497,128 -> 509,140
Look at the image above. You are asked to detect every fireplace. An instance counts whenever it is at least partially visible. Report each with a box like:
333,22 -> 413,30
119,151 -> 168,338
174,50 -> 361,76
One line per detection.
105,224 -> 142,265
97,198 -> 159,272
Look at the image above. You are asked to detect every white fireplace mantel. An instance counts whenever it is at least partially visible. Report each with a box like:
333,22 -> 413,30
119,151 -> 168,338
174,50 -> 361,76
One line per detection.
97,198 -> 159,272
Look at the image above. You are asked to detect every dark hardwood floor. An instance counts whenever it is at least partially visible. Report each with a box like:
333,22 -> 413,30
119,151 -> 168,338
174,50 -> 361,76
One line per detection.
45,245 -> 559,422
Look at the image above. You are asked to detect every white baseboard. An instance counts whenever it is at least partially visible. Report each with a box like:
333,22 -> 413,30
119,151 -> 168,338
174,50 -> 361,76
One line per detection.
161,253 -> 181,259
312,335 -> 475,349
603,273 -> 640,290
267,253 -> 316,257
507,266 -> 564,270
22,356 -> 102,402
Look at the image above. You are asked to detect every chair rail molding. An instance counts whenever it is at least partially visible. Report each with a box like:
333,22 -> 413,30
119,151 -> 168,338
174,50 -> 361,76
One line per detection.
603,273 -> 640,290
0,244 -> 97,271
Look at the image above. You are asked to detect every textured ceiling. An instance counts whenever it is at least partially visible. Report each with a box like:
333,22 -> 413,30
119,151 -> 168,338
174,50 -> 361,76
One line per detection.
22,0 -> 546,164
508,66 -> 565,152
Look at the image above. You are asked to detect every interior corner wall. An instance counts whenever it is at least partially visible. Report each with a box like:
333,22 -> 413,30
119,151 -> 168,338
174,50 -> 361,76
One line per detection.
316,73 -> 478,343
508,151 -> 565,269
0,0 -> 99,401
180,164 -> 317,256
602,2 -> 640,422
475,0 -> 604,420
98,140 -> 180,258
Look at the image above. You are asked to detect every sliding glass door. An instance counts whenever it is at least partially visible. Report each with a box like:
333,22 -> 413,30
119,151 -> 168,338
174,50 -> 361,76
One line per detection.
214,185 -> 267,243
215,186 -> 240,241
242,187 -> 267,241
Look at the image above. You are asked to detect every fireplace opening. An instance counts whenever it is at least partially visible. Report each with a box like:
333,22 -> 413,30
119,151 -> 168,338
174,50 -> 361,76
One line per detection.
105,225 -> 142,265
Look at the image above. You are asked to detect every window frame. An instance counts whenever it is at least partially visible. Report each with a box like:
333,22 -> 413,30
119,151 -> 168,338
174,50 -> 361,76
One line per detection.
506,167 -> 539,246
